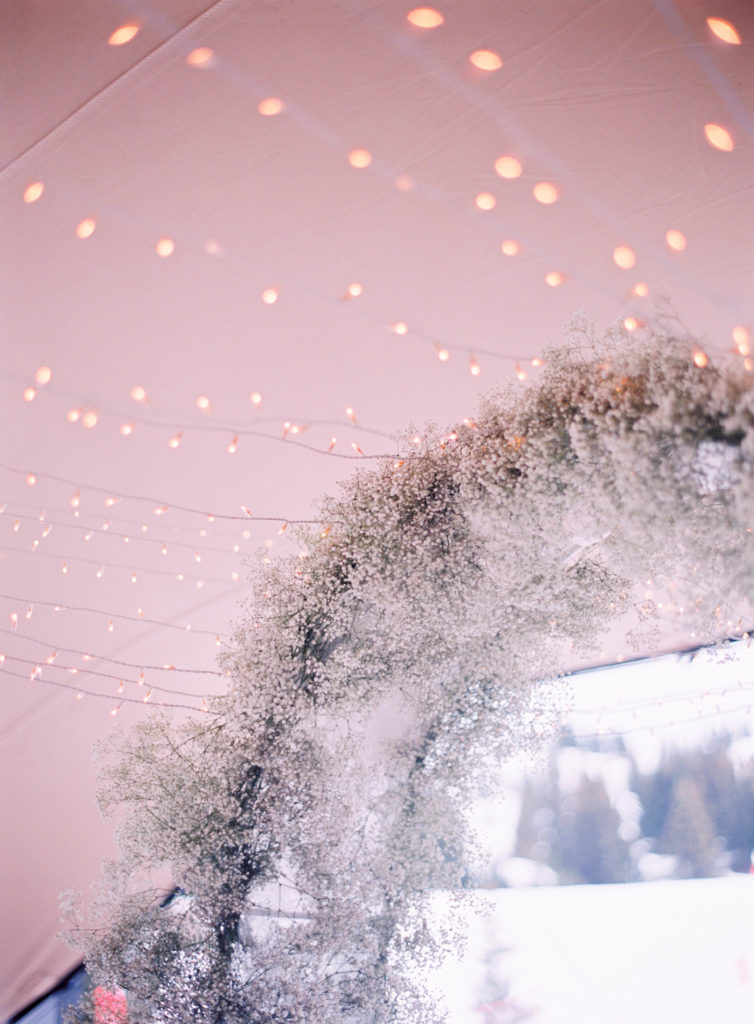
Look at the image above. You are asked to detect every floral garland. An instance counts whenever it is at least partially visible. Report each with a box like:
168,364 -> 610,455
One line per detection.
66,320 -> 754,1023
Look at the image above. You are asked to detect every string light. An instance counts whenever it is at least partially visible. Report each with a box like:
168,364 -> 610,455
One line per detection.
130,385 -> 148,403
258,97 -> 284,116
406,8 -> 444,28
347,148 -> 372,169
155,238 -> 175,258
0,591 -> 233,638
704,123 -> 734,151
469,49 -> 503,71
501,239 -> 520,256
665,229 -> 687,252
249,392 -> 262,406
108,23 -> 139,45
391,321 -> 408,335
733,327 -> 750,356
545,271 -> 564,287
76,218 -> 96,239
469,356 -> 481,376
533,182 -> 558,204
475,192 -> 496,211
706,17 -> 741,45
494,156 -> 522,179
23,387 -> 36,402
631,282 -> 649,297
261,287 -> 279,304
186,47 -> 214,68
23,182 -> 44,204
612,246 -> 636,269
81,410 -> 99,429
35,366 -> 52,385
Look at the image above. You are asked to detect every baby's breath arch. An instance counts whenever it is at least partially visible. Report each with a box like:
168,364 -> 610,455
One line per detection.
67,321 -> 754,1023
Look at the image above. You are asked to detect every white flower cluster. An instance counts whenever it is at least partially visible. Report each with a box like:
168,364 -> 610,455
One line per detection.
65,321 -> 754,1023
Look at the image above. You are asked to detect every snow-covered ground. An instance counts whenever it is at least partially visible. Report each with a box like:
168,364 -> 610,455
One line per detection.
432,874 -> 754,1023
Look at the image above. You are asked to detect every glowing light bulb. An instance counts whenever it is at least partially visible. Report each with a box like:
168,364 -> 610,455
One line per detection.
470,356 -> 481,376
436,347 -> 450,362
707,17 -> 741,44
693,348 -> 708,368
351,442 -> 364,455
623,316 -> 640,332
494,156 -> 522,179
120,423 -> 135,436
612,245 -> 636,269
108,620 -> 114,632
67,408 -> 82,423
227,435 -> 238,454
392,321 -> 408,335
515,364 -> 527,382
156,237 -> 175,258
250,391 -> 262,406
347,282 -> 363,298
130,385 -> 147,403
81,410 -> 98,428
345,406 -> 356,423
61,562 -> 68,574
186,47 -> 214,67
406,8 -> 444,28
545,270 -> 564,287
262,287 -> 279,304
23,387 -> 36,402
348,148 -> 373,169
196,395 -> 211,411
470,49 -> 503,71
96,566 -> 104,578
168,433 -> 182,449
328,437 -> 337,451
76,218 -> 96,239
475,192 -> 496,211
631,282 -> 649,297
35,366 -> 52,384
501,239 -> 520,256
26,473 -> 36,486
666,229 -> 687,251
533,182 -> 559,204
733,326 -> 750,355
24,182 -> 44,204
704,123 -> 734,151
258,97 -> 284,116
108,23 -> 139,45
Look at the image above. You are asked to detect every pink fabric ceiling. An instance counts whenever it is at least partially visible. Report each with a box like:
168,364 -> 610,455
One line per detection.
1,0 -> 752,1017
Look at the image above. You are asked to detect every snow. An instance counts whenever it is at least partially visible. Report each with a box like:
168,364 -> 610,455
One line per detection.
433,875 -> 754,1023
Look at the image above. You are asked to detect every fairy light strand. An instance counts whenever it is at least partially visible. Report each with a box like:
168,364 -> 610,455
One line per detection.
4,654 -> 223,699
0,628 -> 225,676
0,667 -> 214,714
0,593 -> 232,637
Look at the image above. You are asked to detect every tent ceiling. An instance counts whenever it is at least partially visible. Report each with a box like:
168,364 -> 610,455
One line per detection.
2,1 -> 752,1018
